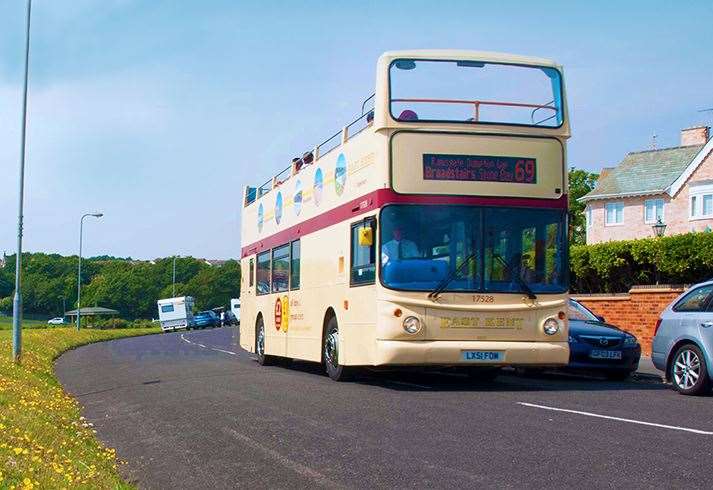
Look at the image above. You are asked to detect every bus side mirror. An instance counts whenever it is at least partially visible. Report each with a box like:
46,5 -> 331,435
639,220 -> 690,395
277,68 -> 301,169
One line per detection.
359,226 -> 373,247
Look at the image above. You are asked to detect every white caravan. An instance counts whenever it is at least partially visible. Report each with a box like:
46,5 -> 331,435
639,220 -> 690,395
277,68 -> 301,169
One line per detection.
157,296 -> 195,332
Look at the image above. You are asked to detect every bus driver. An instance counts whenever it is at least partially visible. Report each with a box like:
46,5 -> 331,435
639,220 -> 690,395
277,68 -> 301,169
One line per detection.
381,226 -> 420,264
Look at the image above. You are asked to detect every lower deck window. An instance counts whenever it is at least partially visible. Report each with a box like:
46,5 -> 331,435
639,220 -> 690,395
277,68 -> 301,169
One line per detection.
256,251 -> 271,295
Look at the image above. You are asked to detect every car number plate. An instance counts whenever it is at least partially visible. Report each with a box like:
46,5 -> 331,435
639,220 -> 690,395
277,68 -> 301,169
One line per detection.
462,350 -> 503,362
590,350 -> 622,360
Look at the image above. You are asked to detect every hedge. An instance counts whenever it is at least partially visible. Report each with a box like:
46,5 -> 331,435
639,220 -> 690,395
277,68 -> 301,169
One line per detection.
570,232 -> 713,293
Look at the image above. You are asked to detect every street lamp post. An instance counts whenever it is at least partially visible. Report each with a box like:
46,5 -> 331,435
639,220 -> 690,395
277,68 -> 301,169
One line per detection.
77,213 -> 103,330
11,0 -> 33,363
652,218 -> 667,285
172,255 -> 180,297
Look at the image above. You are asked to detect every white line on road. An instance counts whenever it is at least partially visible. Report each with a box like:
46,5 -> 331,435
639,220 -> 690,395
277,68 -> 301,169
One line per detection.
180,333 -> 237,356
518,402 -> 713,435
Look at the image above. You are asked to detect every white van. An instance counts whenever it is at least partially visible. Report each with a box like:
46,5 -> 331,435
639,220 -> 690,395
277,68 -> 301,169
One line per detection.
157,296 -> 195,332
230,298 -> 240,325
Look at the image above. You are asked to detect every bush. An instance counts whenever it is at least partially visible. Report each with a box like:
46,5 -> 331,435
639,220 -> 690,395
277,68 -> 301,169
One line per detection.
91,318 -> 129,329
571,232 -> 713,293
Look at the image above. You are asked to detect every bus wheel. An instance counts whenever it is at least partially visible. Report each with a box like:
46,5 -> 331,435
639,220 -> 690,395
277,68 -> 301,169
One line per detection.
323,317 -> 353,382
256,317 -> 276,366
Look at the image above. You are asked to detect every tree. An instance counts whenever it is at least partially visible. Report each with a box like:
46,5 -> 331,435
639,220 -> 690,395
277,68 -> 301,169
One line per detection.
568,167 -> 599,245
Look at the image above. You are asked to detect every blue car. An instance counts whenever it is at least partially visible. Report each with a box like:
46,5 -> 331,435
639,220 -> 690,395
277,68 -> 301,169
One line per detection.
192,310 -> 220,329
567,299 -> 641,380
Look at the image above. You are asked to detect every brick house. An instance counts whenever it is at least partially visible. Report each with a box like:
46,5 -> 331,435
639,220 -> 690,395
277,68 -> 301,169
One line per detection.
581,126 -> 713,244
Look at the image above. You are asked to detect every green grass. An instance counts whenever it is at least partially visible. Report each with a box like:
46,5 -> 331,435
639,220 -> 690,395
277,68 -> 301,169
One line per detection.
0,327 -> 159,488
0,316 -> 48,330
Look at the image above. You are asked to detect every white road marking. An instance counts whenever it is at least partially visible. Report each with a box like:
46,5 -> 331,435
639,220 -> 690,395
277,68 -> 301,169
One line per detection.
180,333 -> 237,356
518,402 -> 713,435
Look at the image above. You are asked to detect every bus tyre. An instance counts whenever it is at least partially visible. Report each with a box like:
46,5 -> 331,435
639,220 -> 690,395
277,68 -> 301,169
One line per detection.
256,317 -> 277,366
323,317 -> 353,382
669,343 -> 710,396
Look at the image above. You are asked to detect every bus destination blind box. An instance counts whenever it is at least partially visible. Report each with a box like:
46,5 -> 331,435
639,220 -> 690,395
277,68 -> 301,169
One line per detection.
422,154 -> 537,184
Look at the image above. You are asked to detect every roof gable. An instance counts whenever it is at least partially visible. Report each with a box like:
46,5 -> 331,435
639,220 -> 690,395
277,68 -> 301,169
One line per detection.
581,145 -> 704,201
667,137 -> 713,196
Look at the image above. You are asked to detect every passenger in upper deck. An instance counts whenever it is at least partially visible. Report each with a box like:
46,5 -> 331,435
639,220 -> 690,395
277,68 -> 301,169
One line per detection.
381,226 -> 420,264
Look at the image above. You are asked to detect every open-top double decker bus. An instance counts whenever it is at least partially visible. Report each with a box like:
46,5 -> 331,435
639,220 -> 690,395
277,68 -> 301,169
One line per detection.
239,50 -> 570,381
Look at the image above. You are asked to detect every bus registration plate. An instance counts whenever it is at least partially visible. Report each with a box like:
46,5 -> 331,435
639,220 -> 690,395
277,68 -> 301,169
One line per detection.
462,351 -> 503,362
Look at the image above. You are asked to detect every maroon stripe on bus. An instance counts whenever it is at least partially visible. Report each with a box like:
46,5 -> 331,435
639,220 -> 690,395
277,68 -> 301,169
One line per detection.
241,189 -> 567,258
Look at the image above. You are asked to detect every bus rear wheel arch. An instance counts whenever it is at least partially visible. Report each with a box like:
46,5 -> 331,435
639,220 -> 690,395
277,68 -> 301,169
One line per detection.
322,311 -> 354,382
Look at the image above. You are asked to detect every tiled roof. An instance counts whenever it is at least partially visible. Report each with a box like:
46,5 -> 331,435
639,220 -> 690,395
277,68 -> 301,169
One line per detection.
581,145 -> 704,201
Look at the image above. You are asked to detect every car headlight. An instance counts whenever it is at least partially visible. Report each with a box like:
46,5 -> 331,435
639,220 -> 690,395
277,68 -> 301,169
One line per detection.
623,335 -> 637,346
543,318 -> 560,335
402,316 -> 421,334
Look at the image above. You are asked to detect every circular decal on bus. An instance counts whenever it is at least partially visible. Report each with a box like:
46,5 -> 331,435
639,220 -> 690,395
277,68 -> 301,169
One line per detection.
257,203 -> 264,232
293,179 -> 303,216
335,153 -> 347,196
314,168 -> 324,206
274,298 -> 282,331
275,191 -> 283,225
274,296 -> 289,332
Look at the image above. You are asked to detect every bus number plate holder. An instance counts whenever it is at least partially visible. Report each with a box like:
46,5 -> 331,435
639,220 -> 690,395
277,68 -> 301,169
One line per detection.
462,351 -> 503,362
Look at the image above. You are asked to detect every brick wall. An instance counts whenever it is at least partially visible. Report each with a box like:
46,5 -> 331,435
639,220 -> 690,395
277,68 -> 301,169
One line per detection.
573,286 -> 685,356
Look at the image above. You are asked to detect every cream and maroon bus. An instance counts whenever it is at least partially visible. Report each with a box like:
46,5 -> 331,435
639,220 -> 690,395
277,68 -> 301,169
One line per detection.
239,50 -> 570,381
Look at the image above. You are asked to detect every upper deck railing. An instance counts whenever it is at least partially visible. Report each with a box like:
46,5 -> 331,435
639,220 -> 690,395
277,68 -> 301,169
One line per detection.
244,95 -> 376,207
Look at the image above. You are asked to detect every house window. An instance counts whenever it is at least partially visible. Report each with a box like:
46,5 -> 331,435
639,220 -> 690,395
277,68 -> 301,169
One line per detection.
644,199 -> 664,224
605,202 -> 624,225
689,184 -> 713,219
585,206 -> 592,228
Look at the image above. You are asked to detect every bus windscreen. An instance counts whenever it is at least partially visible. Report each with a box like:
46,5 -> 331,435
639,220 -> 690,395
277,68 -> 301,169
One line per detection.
390,59 -> 563,127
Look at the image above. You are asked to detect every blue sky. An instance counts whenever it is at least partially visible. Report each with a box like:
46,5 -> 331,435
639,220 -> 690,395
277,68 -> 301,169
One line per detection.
1,0 -> 711,259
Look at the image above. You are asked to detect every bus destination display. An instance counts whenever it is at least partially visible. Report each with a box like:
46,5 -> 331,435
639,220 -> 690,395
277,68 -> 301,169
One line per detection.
423,154 -> 537,184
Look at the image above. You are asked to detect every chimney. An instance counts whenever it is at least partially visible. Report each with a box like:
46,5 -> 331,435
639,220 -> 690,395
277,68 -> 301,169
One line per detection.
681,126 -> 710,146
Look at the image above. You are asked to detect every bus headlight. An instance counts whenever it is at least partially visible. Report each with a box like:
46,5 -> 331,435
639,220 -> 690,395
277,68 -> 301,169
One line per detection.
543,318 -> 560,335
402,316 -> 421,334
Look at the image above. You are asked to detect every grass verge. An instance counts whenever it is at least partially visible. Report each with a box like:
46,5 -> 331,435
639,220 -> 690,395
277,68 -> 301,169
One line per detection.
0,317 -> 47,330
0,327 -> 159,488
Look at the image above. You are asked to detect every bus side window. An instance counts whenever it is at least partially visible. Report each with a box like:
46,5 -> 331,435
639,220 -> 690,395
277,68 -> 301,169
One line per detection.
272,245 -> 290,293
249,258 -> 255,288
290,240 -> 300,290
351,218 -> 376,286
256,251 -> 271,295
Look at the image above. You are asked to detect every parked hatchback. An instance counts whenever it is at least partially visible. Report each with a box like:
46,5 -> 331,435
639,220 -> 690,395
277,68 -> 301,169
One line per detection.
653,280 -> 713,395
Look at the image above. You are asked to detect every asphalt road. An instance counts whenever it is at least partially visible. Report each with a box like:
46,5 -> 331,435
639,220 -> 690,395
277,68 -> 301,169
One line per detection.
56,328 -> 713,489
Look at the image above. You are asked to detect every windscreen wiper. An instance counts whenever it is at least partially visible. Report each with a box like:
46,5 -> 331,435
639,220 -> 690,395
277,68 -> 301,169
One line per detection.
428,252 -> 478,300
492,253 -> 537,300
